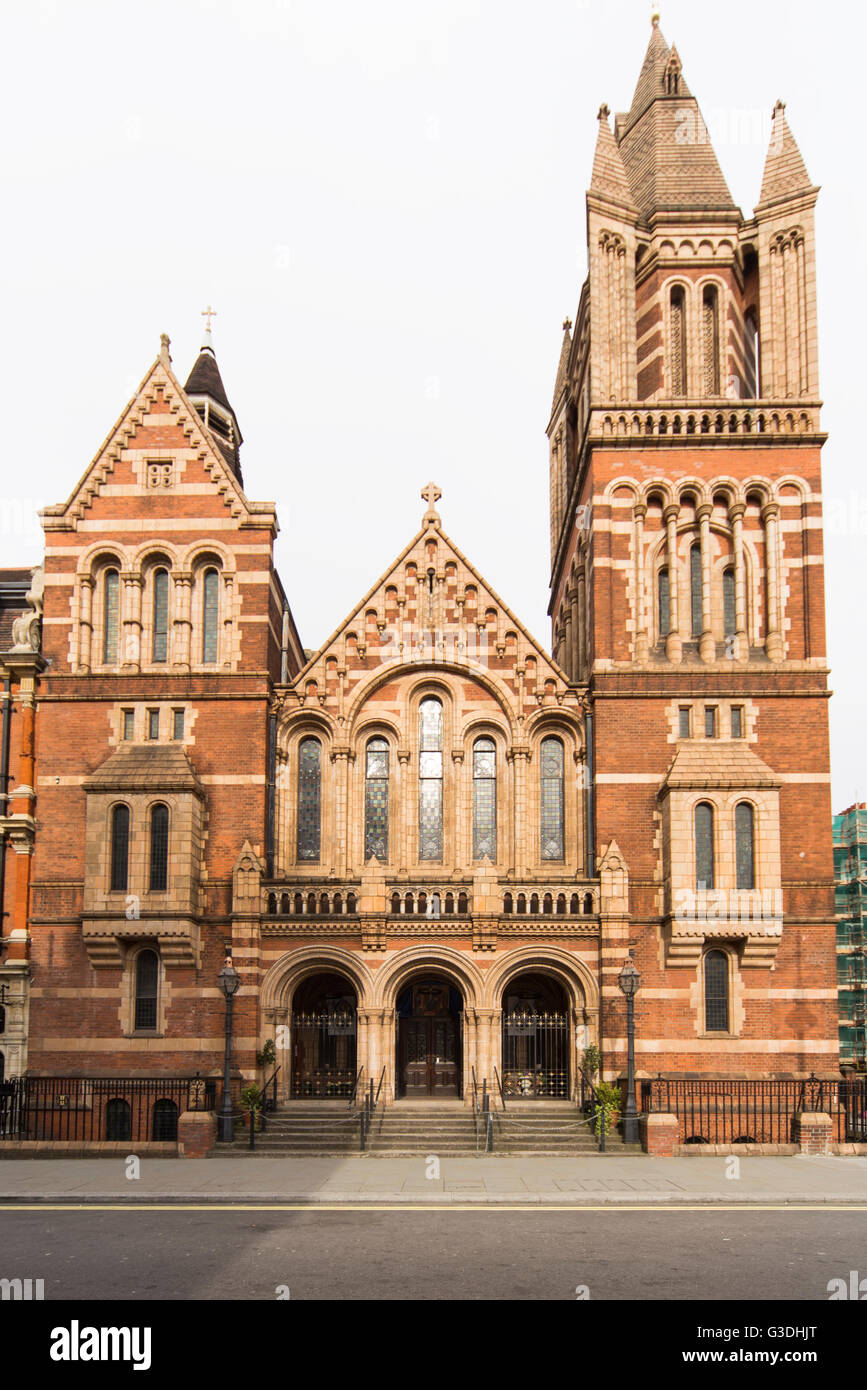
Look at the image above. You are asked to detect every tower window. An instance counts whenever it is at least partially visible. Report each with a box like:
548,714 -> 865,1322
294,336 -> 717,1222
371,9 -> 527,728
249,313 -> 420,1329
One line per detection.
704,950 -> 729,1032
704,707 -> 717,739
147,709 -> 160,740
202,568 -> 219,663
658,568 -> 670,639
744,309 -> 759,398
172,709 -> 185,740
690,544 -> 703,637
110,804 -> 130,893
694,802 -> 715,890
678,707 -> 692,739
364,737 -> 389,862
731,706 -> 744,739
152,568 -> 169,663
735,802 -> 755,890
103,569 -> 119,664
540,737 -> 565,861
473,737 -> 497,861
122,709 -> 135,741
418,698 -> 443,862
702,285 -> 720,396
297,738 -> 322,862
149,803 -> 169,892
134,950 -> 159,1032
670,286 -> 686,396
723,567 -> 736,639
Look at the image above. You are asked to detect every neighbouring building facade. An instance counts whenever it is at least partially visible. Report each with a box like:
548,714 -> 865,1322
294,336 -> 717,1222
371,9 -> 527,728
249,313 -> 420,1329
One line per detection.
833,805 -> 867,1071
6,17 -> 839,1118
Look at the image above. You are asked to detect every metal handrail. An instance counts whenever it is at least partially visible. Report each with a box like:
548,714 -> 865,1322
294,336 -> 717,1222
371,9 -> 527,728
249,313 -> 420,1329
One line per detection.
493,1065 -> 506,1114
577,1064 -> 608,1152
347,1065 -> 365,1111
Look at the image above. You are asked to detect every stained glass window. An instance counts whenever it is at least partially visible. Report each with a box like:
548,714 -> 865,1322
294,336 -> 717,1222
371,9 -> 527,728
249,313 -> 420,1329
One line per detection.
690,544 -> 703,637
695,801 -> 714,890
418,697 -> 443,862
152,568 -> 169,663
297,738 -> 321,862
149,803 -> 169,892
704,950 -> 729,1032
110,803 -> 130,892
735,802 -> 755,890
135,950 -> 159,1031
365,737 -> 389,861
540,737 -> 565,861
473,737 -> 497,861
103,569 -> 119,664
658,567 -> 670,639
723,568 -> 736,638
203,568 -> 219,663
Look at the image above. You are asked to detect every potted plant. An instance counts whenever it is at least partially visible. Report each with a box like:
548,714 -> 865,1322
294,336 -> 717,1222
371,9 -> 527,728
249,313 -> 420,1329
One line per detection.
255,1038 -> 276,1073
240,1082 -> 264,1131
582,1043 -> 601,1082
592,1081 -> 622,1135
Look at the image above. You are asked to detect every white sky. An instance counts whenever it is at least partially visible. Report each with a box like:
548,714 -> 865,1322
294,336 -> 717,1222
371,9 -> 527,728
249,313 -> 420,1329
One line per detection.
1,0 -> 864,811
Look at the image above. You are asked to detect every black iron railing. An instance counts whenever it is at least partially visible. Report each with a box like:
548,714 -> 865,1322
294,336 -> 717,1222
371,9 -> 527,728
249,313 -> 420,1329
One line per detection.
357,1066 -> 386,1150
640,1074 -> 867,1145
0,1076 -> 216,1144
577,1064 -> 609,1152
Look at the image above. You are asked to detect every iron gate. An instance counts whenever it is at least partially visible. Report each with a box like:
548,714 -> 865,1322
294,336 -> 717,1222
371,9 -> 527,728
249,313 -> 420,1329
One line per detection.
501,1011 -> 570,1098
291,1010 -> 357,1098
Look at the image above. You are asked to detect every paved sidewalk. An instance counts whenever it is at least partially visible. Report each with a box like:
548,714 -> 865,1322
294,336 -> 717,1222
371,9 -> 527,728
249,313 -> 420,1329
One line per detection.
0,1153 -> 864,1204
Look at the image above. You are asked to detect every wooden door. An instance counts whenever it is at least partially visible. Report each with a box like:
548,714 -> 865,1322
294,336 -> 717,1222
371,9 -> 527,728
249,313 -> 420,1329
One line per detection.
399,1017 -> 459,1096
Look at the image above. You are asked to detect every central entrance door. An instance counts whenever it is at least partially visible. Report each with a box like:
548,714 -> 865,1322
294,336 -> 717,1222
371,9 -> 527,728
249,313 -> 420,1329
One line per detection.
397,979 -> 462,1097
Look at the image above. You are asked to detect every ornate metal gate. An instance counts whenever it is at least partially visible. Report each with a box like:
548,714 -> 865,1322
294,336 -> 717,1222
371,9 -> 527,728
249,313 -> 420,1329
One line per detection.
501,1011 -> 570,1098
291,1009 -> 357,1098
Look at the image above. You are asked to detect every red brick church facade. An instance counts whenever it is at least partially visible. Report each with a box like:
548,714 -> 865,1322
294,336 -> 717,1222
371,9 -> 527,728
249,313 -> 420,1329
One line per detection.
1,19 -> 838,1112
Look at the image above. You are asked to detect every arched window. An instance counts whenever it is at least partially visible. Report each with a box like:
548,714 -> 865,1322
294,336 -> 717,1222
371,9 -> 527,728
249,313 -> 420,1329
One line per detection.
105,1099 -> 131,1141
473,737 -> 497,861
134,949 -> 159,1031
702,285 -> 720,396
364,737 -> 389,861
297,738 -> 322,862
723,568 -> 736,639
704,950 -> 729,1032
152,568 -> 169,663
694,802 -> 715,890
690,543 -> 703,637
735,802 -> 755,890
149,803 -> 169,892
540,737 -> 565,861
110,804 -> 130,893
670,286 -> 686,396
744,309 -> 759,398
658,567 -> 670,639
202,567 -> 220,663
103,568 -> 119,664
418,697 -> 443,862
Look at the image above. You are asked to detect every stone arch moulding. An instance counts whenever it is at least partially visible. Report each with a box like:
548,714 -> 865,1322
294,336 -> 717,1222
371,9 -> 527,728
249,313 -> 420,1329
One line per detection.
259,946 -> 376,1017
371,945 -> 486,1011
481,945 -> 599,1014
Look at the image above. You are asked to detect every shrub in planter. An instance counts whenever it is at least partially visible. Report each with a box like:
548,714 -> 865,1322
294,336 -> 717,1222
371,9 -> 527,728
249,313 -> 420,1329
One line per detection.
592,1081 -> 622,1134
240,1083 -> 264,1131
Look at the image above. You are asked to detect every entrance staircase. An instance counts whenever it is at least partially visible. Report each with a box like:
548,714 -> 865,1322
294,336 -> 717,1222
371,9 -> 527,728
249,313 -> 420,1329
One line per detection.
227,1099 -> 625,1156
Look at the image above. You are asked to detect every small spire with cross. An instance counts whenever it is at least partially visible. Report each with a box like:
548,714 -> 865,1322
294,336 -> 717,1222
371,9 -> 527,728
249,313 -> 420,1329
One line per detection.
421,481 -> 442,526
201,304 -> 217,347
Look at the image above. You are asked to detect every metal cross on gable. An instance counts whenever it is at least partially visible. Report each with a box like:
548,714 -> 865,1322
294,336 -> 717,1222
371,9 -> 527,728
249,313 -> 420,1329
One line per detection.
201,305 -> 218,333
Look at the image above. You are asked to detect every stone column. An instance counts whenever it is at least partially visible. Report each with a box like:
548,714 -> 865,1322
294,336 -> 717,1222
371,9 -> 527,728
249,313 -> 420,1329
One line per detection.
397,750 -> 411,869
77,575 -> 93,672
509,749 -> 529,879
577,566 -> 587,680
121,573 -> 142,671
451,749 -> 465,872
633,504 -> 649,662
697,504 -> 715,663
563,598 -> 574,682
171,571 -> 192,670
570,585 -> 581,681
762,502 -> 784,661
729,503 -> 748,661
330,748 -> 352,877
663,504 -> 682,663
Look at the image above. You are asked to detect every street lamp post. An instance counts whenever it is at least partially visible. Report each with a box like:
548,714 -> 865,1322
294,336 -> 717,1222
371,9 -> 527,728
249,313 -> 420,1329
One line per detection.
617,949 -> 641,1145
217,952 -> 241,1143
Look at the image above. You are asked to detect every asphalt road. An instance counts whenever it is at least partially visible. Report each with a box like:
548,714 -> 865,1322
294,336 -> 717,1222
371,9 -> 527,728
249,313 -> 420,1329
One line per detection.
1,1207 -> 865,1301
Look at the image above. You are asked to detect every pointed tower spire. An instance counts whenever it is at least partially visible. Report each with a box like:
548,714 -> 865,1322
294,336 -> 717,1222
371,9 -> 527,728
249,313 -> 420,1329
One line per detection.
590,104 -> 638,211
757,100 -> 816,209
183,314 -> 244,484
551,318 -> 573,413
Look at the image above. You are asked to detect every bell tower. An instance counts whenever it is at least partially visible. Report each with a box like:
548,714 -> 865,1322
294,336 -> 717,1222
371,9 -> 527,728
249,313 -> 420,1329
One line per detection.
547,15 -> 837,1080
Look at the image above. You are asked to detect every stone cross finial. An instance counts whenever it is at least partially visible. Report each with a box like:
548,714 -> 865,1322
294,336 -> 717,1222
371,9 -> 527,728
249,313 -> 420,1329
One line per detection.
159,333 -> 171,366
597,103 -> 610,122
422,481 -> 442,524
201,305 -> 218,333
563,317 -> 573,333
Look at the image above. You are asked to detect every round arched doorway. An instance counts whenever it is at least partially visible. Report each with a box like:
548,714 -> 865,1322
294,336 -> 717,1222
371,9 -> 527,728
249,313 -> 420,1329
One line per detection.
290,972 -> 357,1099
501,972 -> 570,1100
396,975 -> 464,1098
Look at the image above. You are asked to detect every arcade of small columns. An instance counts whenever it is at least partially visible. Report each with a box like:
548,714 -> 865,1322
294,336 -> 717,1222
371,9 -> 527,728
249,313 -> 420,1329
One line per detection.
258,946 -> 600,1105
555,479 -> 789,678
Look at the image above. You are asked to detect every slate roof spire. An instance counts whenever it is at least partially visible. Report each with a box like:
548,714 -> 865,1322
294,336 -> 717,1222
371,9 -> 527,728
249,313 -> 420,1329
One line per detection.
183,317 -> 244,485
590,104 -> 638,212
757,100 -> 816,208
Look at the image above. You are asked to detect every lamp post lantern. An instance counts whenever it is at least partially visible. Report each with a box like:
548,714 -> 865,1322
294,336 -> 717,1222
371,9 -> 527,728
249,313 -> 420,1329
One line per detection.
617,949 -> 641,1145
217,952 -> 240,1143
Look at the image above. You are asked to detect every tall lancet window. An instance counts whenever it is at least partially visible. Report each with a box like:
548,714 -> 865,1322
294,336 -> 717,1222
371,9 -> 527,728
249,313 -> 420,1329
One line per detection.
110,803 -> 130,893
723,568 -> 736,640
702,285 -> 720,396
735,802 -> 755,891
744,309 -> 760,399
418,698 -> 443,862
540,737 -> 565,862
103,569 -> 119,664
690,544 -> 703,637
152,568 -> 169,663
670,286 -> 686,396
658,567 -> 671,641
296,738 -> 321,862
695,802 -> 715,891
202,568 -> 220,663
704,950 -> 729,1033
472,737 -> 497,861
364,738 -> 389,862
